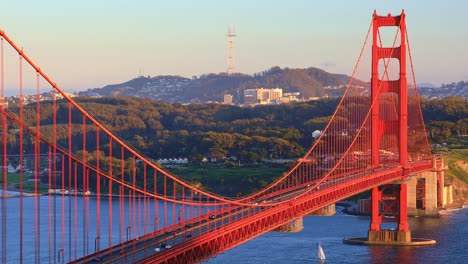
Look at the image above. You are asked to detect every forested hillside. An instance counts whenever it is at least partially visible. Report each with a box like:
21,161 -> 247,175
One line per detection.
8,96 -> 466,164
3,96 -> 465,196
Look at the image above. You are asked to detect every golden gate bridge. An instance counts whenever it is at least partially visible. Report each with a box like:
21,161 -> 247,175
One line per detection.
0,10 -> 441,263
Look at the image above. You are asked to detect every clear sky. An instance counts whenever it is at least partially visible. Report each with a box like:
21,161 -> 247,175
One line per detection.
1,0 -> 467,91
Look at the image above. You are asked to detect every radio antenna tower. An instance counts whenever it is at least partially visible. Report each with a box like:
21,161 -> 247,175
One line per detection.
227,25 -> 236,75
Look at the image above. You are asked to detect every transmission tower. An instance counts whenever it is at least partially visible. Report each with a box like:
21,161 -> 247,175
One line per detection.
227,25 -> 236,75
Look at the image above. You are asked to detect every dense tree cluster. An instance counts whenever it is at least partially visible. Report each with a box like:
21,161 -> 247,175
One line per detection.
420,97 -> 467,143
70,97 -> 338,163
6,96 -> 466,165
2,96 -> 465,196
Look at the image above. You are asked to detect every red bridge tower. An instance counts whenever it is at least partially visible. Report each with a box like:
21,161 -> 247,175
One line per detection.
368,9 -> 412,243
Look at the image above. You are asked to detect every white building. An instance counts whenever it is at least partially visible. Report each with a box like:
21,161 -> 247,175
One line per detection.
312,130 -> 322,138
223,94 -> 233,104
269,88 -> 283,101
243,88 -> 283,104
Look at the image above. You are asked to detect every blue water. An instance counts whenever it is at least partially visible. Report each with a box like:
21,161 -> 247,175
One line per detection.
0,196 -> 215,263
205,207 -> 468,264
1,196 -> 467,263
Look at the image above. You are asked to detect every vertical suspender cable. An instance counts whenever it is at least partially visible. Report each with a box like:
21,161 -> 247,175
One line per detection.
132,156 -> 136,238
0,36 -> 6,264
46,79 -> 54,264
181,186 -> 185,222
48,147 -> 52,263
74,162 -> 77,259
96,128 -> 100,252
67,103 -> 72,261
46,146 -> 51,261
19,56 -> 26,264
143,164 -> 147,234
137,192 -> 141,238
163,176 -> 167,229
108,137 -> 113,248
120,148 -> 124,244
154,170 -> 158,232
61,153 -> 65,263
82,116 -> 87,256
172,182 -> 176,227
53,86 -> 59,264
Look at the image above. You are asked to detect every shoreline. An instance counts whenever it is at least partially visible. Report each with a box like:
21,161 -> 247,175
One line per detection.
440,200 -> 468,211
5,183 -> 468,212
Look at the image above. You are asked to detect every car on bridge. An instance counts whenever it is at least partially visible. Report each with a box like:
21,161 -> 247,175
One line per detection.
160,243 -> 171,249
92,256 -> 103,262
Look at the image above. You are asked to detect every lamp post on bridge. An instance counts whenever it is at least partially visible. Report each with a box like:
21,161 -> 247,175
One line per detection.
94,236 -> 100,253
154,217 -> 159,232
57,248 -> 64,264
126,226 -> 132,241
178,208 -> 183,223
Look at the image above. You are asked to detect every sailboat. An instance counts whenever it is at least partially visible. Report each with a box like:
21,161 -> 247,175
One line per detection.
317,242 -> 326,262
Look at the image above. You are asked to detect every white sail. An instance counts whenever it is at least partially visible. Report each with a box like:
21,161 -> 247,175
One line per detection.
317,242 -> 326,261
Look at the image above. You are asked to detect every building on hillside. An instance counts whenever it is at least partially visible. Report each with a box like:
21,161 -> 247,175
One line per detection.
243,89 -> 258,104
0,98 -> 8,108
312,130 -> 322,138
280,92 -> 300,103
257,88 -> 271,103
223,94 -> 233,104
243,88 -> 284,105
157,158 -> 189,164
269,88 -> 283,101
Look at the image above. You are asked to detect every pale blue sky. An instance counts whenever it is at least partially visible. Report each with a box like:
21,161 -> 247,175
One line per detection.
1,0 -> 467,91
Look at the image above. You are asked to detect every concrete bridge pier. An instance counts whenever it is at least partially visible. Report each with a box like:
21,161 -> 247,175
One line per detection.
272,204 -> 335,233
407,157 -> 449,215
407,171 -> 439,216
367,183 -> 413,244
343,182 -> 436,246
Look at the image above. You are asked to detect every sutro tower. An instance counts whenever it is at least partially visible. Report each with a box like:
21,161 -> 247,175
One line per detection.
227,25 -> 236,75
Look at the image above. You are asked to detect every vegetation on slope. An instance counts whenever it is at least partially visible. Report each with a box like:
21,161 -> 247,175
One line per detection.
2,96 -> 466,195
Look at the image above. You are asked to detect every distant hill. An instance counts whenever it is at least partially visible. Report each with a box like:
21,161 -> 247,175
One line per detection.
79,66 -> 368,103
418,81 -> 468,99
418,82 -> 437,88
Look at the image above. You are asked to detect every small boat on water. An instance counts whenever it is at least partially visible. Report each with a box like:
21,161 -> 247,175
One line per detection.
317,242 -> 326,262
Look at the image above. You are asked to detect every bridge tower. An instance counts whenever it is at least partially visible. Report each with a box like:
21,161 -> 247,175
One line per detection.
368,10 -> 411,243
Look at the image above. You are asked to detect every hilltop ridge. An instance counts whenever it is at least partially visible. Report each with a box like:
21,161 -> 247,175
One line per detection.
79,66 -> 367,104
79,66 -> 467,103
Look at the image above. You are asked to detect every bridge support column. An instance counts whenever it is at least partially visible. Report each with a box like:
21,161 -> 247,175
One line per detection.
369,186 -> 381,232
420,171 -> 438,215
406,171 -> 440,216
345,183 -> 435,246
367,183 -> 411,243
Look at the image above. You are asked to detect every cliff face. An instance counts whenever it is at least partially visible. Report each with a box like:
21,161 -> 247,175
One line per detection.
446,158 -> 468,209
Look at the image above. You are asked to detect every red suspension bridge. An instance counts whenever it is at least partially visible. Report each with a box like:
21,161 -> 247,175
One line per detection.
0,10 -> 440,264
